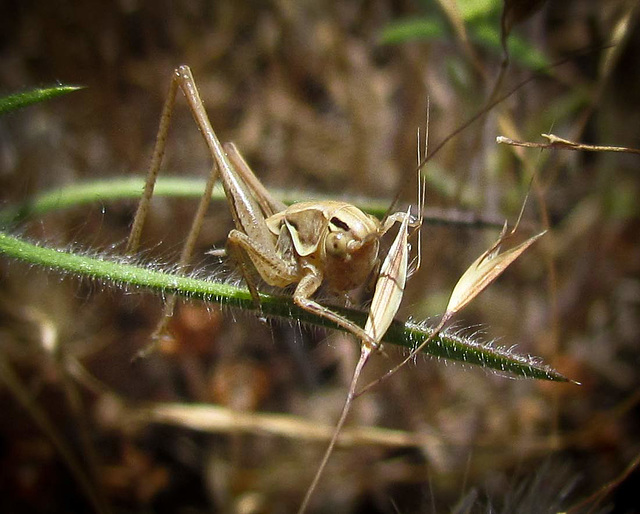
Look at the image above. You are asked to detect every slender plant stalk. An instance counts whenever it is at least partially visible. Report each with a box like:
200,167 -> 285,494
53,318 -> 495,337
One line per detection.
0,230 -> 570,383
0,177 -> 505,230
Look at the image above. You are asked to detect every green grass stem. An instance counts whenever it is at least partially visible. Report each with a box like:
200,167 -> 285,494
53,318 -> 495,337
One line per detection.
0,230 -> 570,383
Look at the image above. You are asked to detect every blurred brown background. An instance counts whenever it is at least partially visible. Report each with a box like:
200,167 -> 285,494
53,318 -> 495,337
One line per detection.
1,1 -> 639,512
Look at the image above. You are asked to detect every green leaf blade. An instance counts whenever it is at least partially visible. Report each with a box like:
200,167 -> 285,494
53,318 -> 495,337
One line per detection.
0,85 -> 84,116
0,231 -> 572,383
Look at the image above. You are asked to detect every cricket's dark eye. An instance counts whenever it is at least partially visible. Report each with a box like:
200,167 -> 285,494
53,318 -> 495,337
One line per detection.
330,217 -> 350,231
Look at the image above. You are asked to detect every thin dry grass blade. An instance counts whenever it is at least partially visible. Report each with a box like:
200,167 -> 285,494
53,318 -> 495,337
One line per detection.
365,207 -> 411,345
446,230 -> 546,318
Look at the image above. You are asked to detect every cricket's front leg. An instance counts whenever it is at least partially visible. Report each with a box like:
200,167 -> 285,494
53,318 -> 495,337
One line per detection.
293,265 -> 380,349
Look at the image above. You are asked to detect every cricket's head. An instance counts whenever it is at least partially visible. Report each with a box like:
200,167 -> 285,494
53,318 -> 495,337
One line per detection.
324,204 -> 380,259
322,203 -> 381,292
271,201 -> 382,292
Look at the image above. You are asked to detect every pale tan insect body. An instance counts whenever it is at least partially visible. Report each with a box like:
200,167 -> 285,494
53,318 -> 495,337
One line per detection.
265,201 -> 381,292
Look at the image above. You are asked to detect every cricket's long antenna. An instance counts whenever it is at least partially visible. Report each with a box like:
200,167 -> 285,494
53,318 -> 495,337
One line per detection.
298,346 -> 372,514
412,97 -> 429,274
414,46 -> 611,174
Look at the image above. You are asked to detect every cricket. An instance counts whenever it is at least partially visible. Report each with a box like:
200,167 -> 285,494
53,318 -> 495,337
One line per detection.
120,64 -> 549,512
0,62 -> 564,513
126,65 -> 425,511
